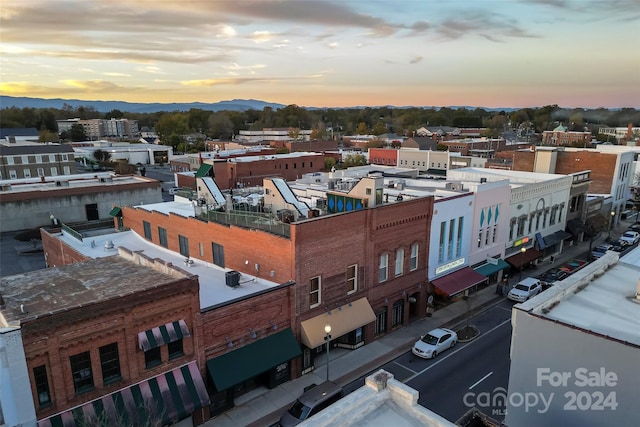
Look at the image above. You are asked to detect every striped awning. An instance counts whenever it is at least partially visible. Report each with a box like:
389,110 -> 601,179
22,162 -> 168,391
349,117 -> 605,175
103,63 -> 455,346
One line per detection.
138,320 -> 190,352
37,361 -> 210,427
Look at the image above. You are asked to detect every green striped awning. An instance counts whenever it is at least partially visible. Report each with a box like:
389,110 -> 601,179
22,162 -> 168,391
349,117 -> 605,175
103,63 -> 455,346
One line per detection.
207,328 -> 301,391
138,320 -> 191,352
108,207 -> 122,217
37,361 -> 209,427
195,163 -> 213,178
474,259 -> 510,277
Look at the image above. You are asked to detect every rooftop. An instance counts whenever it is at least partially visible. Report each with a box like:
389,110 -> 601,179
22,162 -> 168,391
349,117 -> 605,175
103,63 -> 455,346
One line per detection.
51,228 -> 281,310
516,250 -> 640,347
0,255 -> 178,327
300,370 -> 455,427
0,172 -> 158,196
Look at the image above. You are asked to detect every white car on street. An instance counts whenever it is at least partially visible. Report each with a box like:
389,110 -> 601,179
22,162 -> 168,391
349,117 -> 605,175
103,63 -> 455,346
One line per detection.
620,231 -> 640,246
412,328 -> 458,359
507,277 -> 542,303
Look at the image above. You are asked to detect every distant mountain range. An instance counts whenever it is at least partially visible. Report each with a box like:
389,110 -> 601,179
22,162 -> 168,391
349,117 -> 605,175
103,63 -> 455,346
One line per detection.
0,96 -> 287,113
0,95 -> 524,113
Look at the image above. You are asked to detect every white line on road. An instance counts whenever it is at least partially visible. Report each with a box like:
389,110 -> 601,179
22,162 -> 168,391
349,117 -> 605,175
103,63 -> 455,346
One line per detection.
394,360 -> 418,374
403,318 -> 511,384
469,371 -> 493,390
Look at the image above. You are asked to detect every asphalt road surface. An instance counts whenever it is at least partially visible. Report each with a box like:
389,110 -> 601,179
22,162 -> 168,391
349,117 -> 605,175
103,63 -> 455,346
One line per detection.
344,301 -> 514,423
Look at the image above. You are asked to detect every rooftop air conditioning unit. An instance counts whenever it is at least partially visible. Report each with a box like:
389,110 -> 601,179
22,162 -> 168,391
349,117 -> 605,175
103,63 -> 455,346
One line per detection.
225,270 -> 241,288
0,184 -> 11,192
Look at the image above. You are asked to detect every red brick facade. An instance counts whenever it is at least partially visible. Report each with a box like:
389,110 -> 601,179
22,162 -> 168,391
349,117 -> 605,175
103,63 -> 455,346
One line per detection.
368,148 -> 398,166
20,252 -> 204,421
41,227 -> 91,267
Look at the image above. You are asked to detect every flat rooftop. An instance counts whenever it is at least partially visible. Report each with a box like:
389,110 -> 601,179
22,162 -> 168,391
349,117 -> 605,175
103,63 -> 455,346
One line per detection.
0,172 -> 158,195
0,256 -> 177,326
51,228 -> 280,310
517,250 -> 640,347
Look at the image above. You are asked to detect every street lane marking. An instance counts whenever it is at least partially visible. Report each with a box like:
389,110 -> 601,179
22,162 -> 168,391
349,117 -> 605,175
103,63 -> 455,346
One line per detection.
403,318 -> 511,383
469,371 -> 493,390
394,360 -> 418,374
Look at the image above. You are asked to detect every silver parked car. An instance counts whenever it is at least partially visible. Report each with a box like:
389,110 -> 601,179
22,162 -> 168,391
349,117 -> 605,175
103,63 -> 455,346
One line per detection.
412,328 -> 458,359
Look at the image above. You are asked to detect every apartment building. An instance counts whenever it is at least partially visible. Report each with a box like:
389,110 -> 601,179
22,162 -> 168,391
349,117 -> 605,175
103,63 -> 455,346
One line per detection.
0,143 -> 76,180
541,124 -> 592,146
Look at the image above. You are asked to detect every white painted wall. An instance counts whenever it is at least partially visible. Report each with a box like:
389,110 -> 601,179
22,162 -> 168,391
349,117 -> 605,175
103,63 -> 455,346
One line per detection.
0,328 -> 37,427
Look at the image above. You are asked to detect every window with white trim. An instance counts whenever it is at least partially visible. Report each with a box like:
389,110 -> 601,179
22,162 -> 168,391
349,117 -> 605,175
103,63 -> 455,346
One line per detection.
379,253 -> 389,282
37,168 -> 45,177
50,167 -> 58,176
346,264 -> 357,294
62,154 -> 69,161
35,155 -> 42,163
23,169 -> 31,178
395,248 -> 404,276
310,276 -> 321,308
9,170 -> 17,179
410,243 -> 419,270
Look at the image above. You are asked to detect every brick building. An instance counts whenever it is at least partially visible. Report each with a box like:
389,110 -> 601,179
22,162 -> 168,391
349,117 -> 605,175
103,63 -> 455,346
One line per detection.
0,143 -> 76,180
507,146 -> 634,224
541,124 -> 592,146
195,152 -> 325,190
0,250 -> 209,427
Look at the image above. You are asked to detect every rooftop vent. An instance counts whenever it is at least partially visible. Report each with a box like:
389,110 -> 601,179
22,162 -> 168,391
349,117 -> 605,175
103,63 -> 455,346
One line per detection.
225,270 -> 241,288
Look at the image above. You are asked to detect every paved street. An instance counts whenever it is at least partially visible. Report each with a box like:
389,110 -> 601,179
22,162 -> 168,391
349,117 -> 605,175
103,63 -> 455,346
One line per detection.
341,301 -> 513,423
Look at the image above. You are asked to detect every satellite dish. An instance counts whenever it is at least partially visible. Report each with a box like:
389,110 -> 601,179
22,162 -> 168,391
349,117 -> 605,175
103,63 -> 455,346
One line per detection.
427,295 -> 434,304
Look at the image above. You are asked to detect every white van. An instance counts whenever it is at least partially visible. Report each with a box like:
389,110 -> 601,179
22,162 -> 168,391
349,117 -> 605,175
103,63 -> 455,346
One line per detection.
507,277 -> 542,303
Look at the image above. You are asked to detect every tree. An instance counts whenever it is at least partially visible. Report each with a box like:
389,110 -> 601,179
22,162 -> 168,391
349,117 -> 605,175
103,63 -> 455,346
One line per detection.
436,144 -> 448,151
342,154 -> 368,167
113,162 -> 138,175
371,121 -> 387,136
69,124 -> 88,141
39,130 -> 59,143
584,213 -> 610,259
154,113 -> 189,146
355,122 -> 369,135
324,157 -> 337,171
93,149 -> 112,163
104,109 -> 124,119
207,112 -> 234,139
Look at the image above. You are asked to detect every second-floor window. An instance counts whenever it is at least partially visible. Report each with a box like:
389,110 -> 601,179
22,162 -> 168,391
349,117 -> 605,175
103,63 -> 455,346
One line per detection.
99,343 -> 121,385
158,227 -> 168,247
310,276 -> 321,308
143,221 -> 152,240
70,351 -> 94,394
410,243 -> 419,271
379,253 -> 388,282
33,365 -> 51,407
346,264 -> 357,294
178,235 -> 189,257
395,248 -> 404,276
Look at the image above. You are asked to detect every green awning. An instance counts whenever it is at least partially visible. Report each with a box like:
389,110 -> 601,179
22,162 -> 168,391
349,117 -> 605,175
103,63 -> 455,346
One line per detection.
206,328 -> 301,391
37,361 -> 210,427
109,207 -> 122,217
195,163 -> 213,178
474,259 -> 510,277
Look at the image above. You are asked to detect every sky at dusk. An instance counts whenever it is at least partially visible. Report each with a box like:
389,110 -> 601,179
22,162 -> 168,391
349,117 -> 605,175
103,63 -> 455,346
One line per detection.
1,0 -> 639,109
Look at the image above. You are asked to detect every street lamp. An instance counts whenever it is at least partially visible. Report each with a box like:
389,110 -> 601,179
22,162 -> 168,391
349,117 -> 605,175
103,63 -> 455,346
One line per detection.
519,247 -> 527,282
324,323 -> 332,381
609,211 -> 616,241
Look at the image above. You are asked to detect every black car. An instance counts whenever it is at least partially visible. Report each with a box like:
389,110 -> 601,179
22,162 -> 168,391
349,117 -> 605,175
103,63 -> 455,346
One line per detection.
539,268 -> 568,285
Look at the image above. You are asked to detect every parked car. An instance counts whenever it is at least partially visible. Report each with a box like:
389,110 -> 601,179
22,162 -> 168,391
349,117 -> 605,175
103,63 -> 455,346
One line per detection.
280,381 -> 344,427
620,231 -> 640,246
628,222 -> 640,232
412,328 -> 458,359
592,244 -> 613,259
539,268 -> 568,285
611,240 -> 626,252
507,277 -> 543,303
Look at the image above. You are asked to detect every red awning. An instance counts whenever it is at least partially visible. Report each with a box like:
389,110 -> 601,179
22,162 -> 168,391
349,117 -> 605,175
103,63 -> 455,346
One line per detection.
431,267 -> 488,296
505,248 -> 542,268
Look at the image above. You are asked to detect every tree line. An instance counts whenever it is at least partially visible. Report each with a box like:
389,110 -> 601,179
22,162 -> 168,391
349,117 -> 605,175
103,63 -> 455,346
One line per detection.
1,103 -> 638,147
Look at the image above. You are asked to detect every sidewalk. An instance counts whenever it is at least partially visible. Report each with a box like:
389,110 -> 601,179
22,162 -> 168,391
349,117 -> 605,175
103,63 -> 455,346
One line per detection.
205,227 -> 624,427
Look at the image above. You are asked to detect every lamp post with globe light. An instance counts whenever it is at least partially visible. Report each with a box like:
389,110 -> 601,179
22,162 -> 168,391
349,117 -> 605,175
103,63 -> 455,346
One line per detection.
324,323 -> 332,381
609,211 -> 616,241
